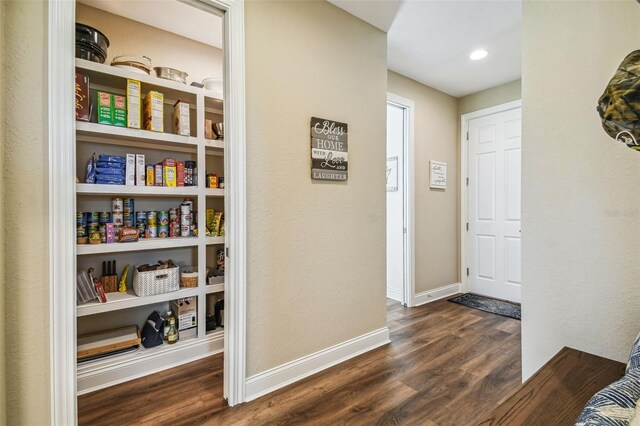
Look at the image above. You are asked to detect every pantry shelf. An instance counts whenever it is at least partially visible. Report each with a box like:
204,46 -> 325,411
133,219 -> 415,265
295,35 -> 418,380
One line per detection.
205,284 -> 225,294
76,121 -> 201,150
206,236 -> 225,245
77,287 -> 200,317
77,183 -> 200,197
204,139 -> 225,150
205,188 -> 225,197
77,237 -> 199,255
75,58 -> 224,102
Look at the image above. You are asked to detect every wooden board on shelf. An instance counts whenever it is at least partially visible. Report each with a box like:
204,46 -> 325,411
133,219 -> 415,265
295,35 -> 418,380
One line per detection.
77,325 -> 141,359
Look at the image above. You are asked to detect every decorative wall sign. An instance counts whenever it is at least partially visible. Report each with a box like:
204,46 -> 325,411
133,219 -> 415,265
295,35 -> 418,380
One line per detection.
387,157 -> 398,191
429,161 -> 447,189
310,117 -> 348,181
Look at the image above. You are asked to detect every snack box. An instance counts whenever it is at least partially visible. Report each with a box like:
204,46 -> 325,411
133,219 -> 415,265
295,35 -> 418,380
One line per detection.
177,161 -> 185,187
146,165 -> 155,187
154,164 -> 164,186
113,95 -> 127,127
143,91 -> 164,132
127,79 -> 141,129
96,91 -> 113,125
75,73 -> 90,122
173,100 -> 190,136
125,154 -> 136,186
135,154 -> 145,186
163,158 -> 177,187
204,119 -> 213,140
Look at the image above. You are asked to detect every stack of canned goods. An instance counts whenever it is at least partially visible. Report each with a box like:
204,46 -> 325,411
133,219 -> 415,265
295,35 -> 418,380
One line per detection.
184,161 -> 197,186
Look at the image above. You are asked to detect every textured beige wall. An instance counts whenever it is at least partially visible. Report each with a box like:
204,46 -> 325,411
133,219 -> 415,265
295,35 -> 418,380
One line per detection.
3,0 -> 50,423
522,0 -> 640,380
245,1 -> 388,376
387,71 -> 460,293
76,4 -> 222,85
459,79 -> 521,116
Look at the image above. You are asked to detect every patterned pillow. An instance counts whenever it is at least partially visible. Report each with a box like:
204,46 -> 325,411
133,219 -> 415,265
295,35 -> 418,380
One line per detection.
627,333 -> 640,374
575,371 -> 640,426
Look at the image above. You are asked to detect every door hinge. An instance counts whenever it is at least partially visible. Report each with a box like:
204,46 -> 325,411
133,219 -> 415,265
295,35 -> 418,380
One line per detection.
466,268 -> 470,276
466,222 -> 469,231
226,247 -> 229,258
466,177 -> 469,186
466,131 -> 469,141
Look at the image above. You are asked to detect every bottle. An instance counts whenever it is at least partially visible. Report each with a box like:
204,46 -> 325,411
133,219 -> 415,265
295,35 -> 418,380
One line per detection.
167,316 -> 178,344
163,310 -> 173,342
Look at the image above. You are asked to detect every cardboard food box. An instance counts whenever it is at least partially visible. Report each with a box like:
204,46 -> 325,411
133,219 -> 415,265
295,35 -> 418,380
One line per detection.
146,165 -> 155,187
96,91 -> 113,125
113,95 -> 127,127
154,164 -> 164,186
126,79 -> 141,129
204,119 -> 213,140
163,158 -> 177,187
171,297 -> 197,331
125,154 -> 136,186
135,154 -> 146,186
173,100 -> 190,136
144,91 -> 164,132
75,73 -> 90,122
177,161 -> 185,187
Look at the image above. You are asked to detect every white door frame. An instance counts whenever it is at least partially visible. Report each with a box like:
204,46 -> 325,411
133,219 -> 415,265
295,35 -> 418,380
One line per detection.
387,93 -> 415,307
47,0 -> 247,423
460,100 -> 521,294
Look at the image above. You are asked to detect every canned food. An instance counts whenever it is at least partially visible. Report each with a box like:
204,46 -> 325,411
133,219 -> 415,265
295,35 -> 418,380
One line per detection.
169,208 -> 178,223
148,225 -> 158,238
123,211 -> 134,227
76,212 -> 87,237
147,211 -> 157,227
98,211 -> 111,225
158,211 -> 169,226
112,198 -> 123,213
123,198 -> 135,213
137,224 -> 146,239
158,225 -> 169,238
86,211 -> 99,223
180,224 -> 190,237
112,212 -> 124,226
135,211 -> 147,226
99,225 -> 106,243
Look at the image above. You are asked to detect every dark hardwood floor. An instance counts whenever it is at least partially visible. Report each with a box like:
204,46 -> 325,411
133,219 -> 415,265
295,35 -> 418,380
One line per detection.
78,297 -> 522,425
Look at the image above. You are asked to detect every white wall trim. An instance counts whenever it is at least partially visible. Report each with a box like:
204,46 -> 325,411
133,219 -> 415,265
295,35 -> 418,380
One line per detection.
460,100 -> 522,294
387,92 -> 416,307
49,1 -> 78,424
245,327 -> 390,402
414,283 -> 461,306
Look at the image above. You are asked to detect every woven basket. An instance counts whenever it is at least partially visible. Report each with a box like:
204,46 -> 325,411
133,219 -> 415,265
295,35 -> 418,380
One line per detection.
180,266 -> 199,288
132,265 -> 179,297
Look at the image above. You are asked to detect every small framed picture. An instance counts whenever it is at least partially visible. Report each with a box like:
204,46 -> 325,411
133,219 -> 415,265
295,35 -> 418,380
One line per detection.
430,161 -> 447,189
387,157 -> 398,191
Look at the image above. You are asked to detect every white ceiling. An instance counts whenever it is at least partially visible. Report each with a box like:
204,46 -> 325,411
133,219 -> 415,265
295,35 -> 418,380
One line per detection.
329,0 -> 522,98
78,0 -> 223,49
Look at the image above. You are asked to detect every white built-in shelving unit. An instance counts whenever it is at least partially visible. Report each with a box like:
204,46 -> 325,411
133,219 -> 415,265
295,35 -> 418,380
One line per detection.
75,58 -> 227,394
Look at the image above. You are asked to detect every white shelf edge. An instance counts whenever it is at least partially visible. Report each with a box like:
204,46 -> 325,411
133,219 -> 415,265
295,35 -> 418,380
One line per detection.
77,237 -> 199,255
77,287 -> 201,317
205,188 -> 225,197
76,121 -> 200,147
75,58 -> 223,101
77,183 -> 200,197
205,283 -> 225,294
206,237 -> 225,245
204,140 -> 225,150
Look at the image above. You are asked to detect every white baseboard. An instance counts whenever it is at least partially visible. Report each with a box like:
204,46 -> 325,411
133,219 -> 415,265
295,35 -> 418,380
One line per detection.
245,327 -> 390,402
414,283 -> 461,306
387,287 -> 402,302
77,332 -> 224,395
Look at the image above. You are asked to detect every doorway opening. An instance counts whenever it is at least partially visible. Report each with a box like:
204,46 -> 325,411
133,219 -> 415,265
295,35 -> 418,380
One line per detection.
386,93 -> 415,307
461,100 -> 522,303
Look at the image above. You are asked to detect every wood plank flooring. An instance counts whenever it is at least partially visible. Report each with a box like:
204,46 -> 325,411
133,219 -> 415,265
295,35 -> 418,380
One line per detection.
78,297 -> 522,425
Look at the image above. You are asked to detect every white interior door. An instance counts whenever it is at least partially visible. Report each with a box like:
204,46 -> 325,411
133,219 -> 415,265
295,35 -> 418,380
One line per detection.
468,106 -> 521,303
387,103 -> 404,302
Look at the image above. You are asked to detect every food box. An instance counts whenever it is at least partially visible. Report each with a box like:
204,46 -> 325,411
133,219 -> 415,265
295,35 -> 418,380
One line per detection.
177,161 -> 185,187
96,91 -> 113,125
154,164 -> 164,186
125,154 -> 136,186
75,73 -> 90,122
144,91 -> 164,132
171,297 -> 197,331
113,95 -> 127,127
204,119 -> 213,139
173,100 -> 190,136
126,79 -> 141,129
135,154 -> 145,186
163,158 -> 177,187
146,165 -> 154,186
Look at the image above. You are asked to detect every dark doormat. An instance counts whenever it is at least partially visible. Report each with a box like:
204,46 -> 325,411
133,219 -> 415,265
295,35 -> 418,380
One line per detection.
448,293 -> 521,320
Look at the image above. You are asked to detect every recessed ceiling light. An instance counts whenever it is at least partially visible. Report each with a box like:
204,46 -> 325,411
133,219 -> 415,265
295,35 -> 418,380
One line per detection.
470,49 -> 488,60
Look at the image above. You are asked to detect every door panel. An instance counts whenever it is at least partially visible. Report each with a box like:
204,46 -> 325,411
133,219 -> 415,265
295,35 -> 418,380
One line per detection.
468,107 -> 521,302
386,103 -> 404,302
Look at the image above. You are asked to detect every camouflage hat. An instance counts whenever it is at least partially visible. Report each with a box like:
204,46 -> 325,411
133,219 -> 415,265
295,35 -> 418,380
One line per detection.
597,50 -> 640,151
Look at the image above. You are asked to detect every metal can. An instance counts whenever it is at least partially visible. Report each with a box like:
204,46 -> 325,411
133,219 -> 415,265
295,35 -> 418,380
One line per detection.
180,224 -> 191,237
158,224 -> 169,238
99,211 -> 111,225
137,224 -> 146,239
147,211 -> 157,227
99,225 -> 106,243
135,211 -> 147,226
123,211 -> 134,227
218,177 -> 224,189
86,211 -> 99,224
158,211 -> 169,226
76,212 -> 87,237
169,208 -> 178,223
182,199 -> 194,211
148,225 -> 158,238
112,197 -> 123,213
112,212 -> 124,226
123,197 -> 135,213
